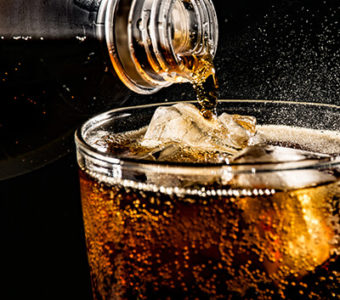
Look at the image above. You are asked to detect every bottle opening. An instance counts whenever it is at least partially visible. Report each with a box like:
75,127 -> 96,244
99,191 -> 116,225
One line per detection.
102,0 -> 218,94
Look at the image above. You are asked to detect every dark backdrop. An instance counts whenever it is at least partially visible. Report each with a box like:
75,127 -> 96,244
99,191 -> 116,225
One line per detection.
1,0 -> 339,299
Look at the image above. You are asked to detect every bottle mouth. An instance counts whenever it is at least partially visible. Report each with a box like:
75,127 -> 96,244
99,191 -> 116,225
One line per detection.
101,0 -> 218,94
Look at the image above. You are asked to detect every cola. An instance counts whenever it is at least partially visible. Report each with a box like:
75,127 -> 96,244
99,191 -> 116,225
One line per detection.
77,111 -> 340,299
79,165 -> 339,299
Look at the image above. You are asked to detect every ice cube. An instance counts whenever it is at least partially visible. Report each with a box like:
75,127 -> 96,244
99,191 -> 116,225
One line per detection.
227,145 -> 335,189
144,143 -> 231,163
218,113 -> 257,147
141,103 -> 256,155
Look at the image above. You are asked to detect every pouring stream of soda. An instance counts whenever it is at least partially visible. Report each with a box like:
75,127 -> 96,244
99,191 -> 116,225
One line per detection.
180,52 -> 219,119
192,57 -> 218,119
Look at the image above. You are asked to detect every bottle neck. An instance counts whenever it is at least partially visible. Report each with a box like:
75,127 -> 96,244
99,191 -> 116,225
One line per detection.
0,0 -> 217,94
102,0 -> 218,94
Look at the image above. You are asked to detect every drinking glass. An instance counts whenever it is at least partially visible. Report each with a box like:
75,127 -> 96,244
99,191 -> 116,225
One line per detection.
75,100 -> 340,299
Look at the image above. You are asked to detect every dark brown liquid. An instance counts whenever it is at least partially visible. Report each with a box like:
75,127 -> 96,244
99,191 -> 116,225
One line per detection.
79,169 -> 339,300
158,50 -> 218,119
182,54 -> 219,119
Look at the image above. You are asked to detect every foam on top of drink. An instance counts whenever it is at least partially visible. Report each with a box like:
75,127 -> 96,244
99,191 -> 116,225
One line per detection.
258,125 -> 340,155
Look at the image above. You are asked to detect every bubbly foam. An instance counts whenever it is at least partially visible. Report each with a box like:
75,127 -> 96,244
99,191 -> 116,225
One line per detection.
81,125 -> 340,195
89,125 -> 340,158
258,125 -> 340,155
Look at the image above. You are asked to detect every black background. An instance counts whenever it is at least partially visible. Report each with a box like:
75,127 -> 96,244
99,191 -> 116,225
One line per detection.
1,0 -> 339,299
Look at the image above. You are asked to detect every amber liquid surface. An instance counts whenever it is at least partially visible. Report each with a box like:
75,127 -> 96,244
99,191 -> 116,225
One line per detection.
79,168 -> 339,300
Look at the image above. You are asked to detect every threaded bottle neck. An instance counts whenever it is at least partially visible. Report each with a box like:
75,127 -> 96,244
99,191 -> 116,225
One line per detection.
103,0 -> 218,94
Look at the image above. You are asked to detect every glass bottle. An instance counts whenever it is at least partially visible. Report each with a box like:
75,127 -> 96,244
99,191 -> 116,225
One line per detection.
0,0 -> 218,94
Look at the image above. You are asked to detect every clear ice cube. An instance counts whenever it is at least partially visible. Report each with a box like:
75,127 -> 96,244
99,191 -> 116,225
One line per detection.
141,103 -> 256,155
227,145 -> 335,189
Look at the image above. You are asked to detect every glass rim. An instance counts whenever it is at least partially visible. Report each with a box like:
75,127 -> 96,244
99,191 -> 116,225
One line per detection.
75,99 -> 340,173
